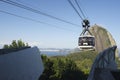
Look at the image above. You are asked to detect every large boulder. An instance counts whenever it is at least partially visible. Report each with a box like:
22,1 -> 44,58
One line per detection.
0,47 -> 44,80
89,24 -> 118,57
87,46 -> 120,80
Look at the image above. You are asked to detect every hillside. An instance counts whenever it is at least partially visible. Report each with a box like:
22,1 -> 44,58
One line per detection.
40,51 -> 98,80
89,24 -> 118,57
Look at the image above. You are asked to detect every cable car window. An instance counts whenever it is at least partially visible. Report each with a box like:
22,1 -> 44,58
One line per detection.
79,37 -> 95,46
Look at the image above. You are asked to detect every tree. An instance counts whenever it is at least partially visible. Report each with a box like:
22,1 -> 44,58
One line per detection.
3,39 -> 29,49
39,55 -> 87,80
3,44 -> 9,49
39,58 -> 55,80
61,59 -> 86,80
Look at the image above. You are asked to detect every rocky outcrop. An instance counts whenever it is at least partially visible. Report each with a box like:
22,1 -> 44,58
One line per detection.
89,24 -> 118,57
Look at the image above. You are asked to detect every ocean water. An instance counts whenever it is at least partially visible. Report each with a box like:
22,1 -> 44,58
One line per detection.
40,51 -> 69,56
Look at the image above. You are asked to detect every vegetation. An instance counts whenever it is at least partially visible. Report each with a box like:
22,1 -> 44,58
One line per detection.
3,39 -> 29,49
39,49 -> 120,80
116,57 -> 120,69
66,51 -> 98,74
39,51 -> 98,80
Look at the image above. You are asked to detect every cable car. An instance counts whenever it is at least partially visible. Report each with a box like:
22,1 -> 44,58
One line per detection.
78,35 -> 95,50
65,0 -> 96,50
78,19 -> 95,50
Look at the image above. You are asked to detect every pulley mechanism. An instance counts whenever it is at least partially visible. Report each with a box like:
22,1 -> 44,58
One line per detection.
80,19 -> 92,36
82,19 -> 90,28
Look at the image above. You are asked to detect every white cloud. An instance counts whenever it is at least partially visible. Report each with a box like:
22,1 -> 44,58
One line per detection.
27,41 -> 43,47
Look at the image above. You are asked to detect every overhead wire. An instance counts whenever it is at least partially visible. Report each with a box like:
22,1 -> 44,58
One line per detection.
0,0 -> 80,27
15,0 -> 38,10
0,10 -> 75,32
67,0 -> 84,20
74,0 -> 86,19
16,0 -> 87,20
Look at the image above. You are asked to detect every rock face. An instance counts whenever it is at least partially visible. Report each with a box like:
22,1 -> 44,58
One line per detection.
87,46 -> 117,80
89,24 -> 118,57
0,47 -> 44,80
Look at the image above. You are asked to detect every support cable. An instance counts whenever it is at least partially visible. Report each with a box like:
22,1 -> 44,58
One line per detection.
0,10 -> 75,31
67,0 -> 84,20
75,0 -> 86,19
0,0 -> 80,27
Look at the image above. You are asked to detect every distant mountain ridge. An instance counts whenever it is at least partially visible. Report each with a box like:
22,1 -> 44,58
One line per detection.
89,24 -> 118,57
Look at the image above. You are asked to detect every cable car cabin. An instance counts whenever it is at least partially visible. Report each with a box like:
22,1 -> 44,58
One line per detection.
78,35 -> 95,50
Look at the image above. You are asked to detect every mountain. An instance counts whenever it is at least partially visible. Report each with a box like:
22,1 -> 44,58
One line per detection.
89,24 -> 118,57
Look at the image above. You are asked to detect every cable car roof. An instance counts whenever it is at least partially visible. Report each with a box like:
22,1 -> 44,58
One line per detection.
79,35 -> 95,37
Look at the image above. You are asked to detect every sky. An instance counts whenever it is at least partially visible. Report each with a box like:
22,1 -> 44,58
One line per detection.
0,0 -> 120,49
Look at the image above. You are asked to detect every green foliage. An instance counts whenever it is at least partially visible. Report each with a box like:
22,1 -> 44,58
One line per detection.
62,59 -> 87,80
39,51 -> 98,80
3,39 -> 29,49
116,57 -> 120,69
68,51 -> 98,61
77,59 -> 92,74
40,55 -> 87,80
67,51 -> 98,75
3,44 -> 9,49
